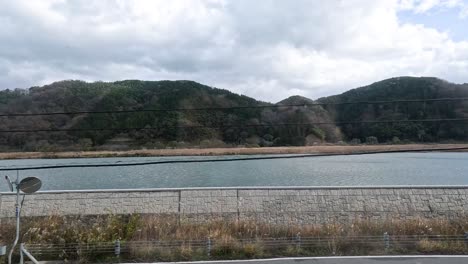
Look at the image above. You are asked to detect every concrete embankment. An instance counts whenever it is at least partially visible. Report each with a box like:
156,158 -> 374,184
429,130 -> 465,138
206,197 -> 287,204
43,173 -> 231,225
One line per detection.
1,186 -> 467,223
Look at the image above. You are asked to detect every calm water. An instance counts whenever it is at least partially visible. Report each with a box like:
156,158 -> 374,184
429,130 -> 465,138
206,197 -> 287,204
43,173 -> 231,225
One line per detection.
0,153 -> 467,191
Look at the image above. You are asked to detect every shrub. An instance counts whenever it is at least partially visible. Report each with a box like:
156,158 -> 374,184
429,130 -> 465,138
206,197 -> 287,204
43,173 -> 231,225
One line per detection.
199,139 -> 226,148
391,136 -> 401,144
365,136 -> 378,145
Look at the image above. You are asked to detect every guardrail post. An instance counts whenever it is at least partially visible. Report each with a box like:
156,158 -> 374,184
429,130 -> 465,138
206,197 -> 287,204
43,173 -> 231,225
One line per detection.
207,237 -> 212,257
384,232 -> 390,250
114,239 -> 121,256
295,234 -> 301,249
464,232 -> 468,246
0,245 -> 6,257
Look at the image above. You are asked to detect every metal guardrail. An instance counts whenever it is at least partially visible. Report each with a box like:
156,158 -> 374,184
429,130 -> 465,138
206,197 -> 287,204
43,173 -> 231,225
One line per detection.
21,233 -> 468,260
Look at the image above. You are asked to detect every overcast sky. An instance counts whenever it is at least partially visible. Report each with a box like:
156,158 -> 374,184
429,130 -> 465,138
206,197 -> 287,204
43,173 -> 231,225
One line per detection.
1,0 -> 467,102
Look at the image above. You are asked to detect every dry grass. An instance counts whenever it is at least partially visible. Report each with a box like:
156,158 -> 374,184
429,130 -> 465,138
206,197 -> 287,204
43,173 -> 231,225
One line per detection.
0,144 -> 467,159
1,214 -> 468,262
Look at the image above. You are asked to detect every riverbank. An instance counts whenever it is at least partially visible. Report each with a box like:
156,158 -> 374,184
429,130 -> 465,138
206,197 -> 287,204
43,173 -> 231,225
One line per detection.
0,144 -> 467,159
0,144 -> 468,159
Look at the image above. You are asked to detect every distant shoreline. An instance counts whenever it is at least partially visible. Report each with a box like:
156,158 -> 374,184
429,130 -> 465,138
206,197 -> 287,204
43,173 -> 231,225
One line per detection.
0,144 -> 467,160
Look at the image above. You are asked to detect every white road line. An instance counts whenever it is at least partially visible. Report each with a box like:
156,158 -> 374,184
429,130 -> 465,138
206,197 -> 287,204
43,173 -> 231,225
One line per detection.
129,255 -> 468,264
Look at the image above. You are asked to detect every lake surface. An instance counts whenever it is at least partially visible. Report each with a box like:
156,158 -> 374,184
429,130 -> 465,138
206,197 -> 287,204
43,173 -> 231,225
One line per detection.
0,152 -> 467,191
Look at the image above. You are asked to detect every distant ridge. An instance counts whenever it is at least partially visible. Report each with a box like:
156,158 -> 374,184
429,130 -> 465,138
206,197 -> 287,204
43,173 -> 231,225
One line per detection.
277,95 -> 315,105
0,76 -> 467,151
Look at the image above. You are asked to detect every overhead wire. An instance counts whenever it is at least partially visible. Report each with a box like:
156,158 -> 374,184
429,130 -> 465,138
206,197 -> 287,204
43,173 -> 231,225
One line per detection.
0,97 -> 467,133
0,97 -> 467,117
1,146 -> 467,171
0,97 -> 466,172
1,118 -> 468,133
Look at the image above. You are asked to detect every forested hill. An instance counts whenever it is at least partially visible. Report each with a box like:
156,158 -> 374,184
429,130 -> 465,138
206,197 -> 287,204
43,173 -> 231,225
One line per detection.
318,77 -> 468,143
0,77 -> 467,151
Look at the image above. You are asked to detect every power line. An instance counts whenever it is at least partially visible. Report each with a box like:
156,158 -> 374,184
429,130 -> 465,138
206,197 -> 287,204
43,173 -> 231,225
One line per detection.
1,97 -> 467,117
1,146 -> 467,171
1,118 -> 468,133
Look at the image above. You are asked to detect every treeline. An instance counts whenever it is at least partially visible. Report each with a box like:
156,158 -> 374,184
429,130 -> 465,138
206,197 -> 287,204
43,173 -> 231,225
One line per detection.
0,77 -> 467,151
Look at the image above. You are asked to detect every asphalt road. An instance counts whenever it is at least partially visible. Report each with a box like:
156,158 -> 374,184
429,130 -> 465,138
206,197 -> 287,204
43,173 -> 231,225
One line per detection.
148,256 -> 468,264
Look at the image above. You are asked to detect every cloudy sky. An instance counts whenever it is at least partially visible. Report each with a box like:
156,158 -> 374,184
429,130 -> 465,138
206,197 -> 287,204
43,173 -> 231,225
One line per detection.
1,0 -> 467,102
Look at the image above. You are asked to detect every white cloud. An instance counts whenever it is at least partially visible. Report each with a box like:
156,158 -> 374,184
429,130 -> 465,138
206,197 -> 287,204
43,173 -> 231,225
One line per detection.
0,0 -> 467,102
398,0 -> 468,15
460,4 -> 468,17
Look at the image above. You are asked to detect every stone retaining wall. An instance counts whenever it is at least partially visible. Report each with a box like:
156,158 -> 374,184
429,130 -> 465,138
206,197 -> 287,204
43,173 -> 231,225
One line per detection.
1,186 -> 467,224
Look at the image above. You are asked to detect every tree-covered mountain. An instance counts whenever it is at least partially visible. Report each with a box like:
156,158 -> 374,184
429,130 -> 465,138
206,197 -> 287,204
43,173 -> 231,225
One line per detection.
318,77 -> 468,143
0,77 -> 466,151
0,80 -> 338,151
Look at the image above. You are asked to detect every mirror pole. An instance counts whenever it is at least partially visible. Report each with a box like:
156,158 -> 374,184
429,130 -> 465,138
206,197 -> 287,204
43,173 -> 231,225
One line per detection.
8,174 -> 20,264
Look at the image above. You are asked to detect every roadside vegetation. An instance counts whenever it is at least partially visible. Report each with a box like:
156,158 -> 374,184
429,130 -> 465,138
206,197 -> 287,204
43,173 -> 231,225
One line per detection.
1,214 -> 467,262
